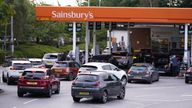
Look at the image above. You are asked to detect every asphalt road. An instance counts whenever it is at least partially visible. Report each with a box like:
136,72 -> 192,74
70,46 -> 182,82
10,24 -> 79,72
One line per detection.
0,77 -> 192,108
0,75 -> 192,108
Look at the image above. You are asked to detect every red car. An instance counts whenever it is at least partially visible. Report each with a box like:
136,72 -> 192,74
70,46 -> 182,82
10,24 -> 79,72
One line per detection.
17,68 -> 60,98
51,61 -> 80,81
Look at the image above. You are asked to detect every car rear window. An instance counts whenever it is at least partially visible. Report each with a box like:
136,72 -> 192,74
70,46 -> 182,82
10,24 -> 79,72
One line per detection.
13,63 -> 31,70
53,62 -> 68,67
22,71 -> 46,79
43,54 -> 58,59
80,65 -> 97,71
30,61 -> 42,66
130,66 -> 147,71
76,75 -> 99,82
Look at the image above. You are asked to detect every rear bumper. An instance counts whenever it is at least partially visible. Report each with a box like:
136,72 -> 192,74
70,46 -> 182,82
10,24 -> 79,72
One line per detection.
18,86 -> 49,93
128,75 -> 151,82
71,87 -> 103,99
8,76 -> 19,82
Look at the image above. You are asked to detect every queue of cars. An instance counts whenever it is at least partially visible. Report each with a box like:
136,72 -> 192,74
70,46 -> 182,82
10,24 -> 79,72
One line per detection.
1,53 -> 192,103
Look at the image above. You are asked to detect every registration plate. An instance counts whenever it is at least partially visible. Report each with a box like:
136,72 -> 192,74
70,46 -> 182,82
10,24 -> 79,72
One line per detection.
134,76 -> 142,79
27,82 -> 37,85
79,92 -> 89,95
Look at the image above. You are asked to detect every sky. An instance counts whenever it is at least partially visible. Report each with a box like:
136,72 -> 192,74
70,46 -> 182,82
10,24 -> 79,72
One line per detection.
34,0 -> 79,6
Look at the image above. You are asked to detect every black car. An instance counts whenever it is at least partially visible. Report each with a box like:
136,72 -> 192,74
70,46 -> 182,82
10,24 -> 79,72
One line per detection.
71,71 -> 125,103
127,63 -> 159,84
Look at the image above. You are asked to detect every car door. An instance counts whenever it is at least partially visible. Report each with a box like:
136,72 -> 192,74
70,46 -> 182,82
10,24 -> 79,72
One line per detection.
109,64 -> 125,80
103,74 -> 116,96
47,70 -> 57,91
110,74 -> 122,96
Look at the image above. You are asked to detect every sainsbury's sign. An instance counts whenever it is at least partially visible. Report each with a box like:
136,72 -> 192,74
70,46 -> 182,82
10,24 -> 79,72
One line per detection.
52,11 -> 94,20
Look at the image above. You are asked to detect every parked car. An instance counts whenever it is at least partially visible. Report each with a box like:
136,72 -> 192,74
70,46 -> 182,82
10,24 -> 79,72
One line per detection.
51,61 -> 80,81
127,63 -> 159,84
2,60 -> 32,85
28,58 -> 45,68
185,67 -> 192,83
78,62 -> 128,86
17,68 -> 60,97
42,53 -> 66,68
71,71 -> 125,103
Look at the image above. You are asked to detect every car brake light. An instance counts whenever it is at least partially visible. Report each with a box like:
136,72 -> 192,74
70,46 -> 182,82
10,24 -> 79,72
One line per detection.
42,75 -> 50,80
128,70 -> 132,74
72,80 -> 76,86
93,81 -> 100,87
10,66 -> 16,70
18,76 -> 25,84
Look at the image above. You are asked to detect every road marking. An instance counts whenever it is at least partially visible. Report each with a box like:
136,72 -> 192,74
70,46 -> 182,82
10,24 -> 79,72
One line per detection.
13,106 -> 17,108
181,95 -> 192,97
23,99 -> 38,105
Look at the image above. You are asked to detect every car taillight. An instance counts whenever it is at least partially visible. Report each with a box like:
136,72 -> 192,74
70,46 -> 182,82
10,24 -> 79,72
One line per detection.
187,69 -> 191,73
18,76 -> 25,84
72,80 -> 76,86
40,80 -> 48,86
42,75 -> 50,80
10,66 -> 16,70
93,81 -> 100,87
128,70 -> 132,74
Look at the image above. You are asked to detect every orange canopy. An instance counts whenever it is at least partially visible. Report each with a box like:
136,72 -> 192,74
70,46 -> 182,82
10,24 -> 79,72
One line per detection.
36,6 -> 192,24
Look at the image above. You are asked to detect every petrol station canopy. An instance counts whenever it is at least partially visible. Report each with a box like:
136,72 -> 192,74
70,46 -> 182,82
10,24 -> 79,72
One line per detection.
36,6 -> 192,24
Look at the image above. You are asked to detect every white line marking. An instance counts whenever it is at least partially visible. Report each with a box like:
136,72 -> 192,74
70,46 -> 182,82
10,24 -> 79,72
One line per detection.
23,99 -> 38,105
13,106 -> 17,108
181,95 -> 192,97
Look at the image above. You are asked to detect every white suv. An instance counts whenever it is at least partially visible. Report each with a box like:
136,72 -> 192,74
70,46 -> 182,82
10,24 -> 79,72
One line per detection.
2,60 -> 32,85
79,62 -> 128,86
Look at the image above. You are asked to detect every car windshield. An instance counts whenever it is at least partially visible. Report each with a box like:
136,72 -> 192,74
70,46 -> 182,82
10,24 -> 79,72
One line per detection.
13,63 -> 31,70
22,71 -> 46,79
76,75 -> 98,82
53,62 -> 68,67
80,65 -> 97,71
130,66 -> 147,71
44,54 -> 58,59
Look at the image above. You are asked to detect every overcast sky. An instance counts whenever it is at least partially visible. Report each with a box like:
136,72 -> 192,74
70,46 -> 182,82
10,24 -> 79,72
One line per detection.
34,0 -> 78,6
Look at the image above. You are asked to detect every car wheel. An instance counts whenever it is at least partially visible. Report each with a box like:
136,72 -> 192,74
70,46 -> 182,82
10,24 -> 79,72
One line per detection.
117,87 -> 125,99
55,84 -> 60,94
46,86 -> 52,98
128,80 -> 132,83
73,97 -> 81,102
100,91 -> 108,103
2,72 -> 7,83
17,91 -> 24,97
121,77 -> 127,86
185,79 -> 189,84
7,76 -> 12,85
147,78 -> 152,84
68,72 -> 74,81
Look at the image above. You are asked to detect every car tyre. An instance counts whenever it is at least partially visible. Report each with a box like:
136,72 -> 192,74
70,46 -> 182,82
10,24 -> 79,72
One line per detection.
55,84 -> 60,94
7,76 -> 12,85
17,91 -> 24,97
117,87 -> 125,99
2,72 -> 7,83
147,78 -> 152,84
185,79 -> 189,84
68,72 -> 74,81
46,86 -> 52,98
121,77 -> 127,86
100,91 -> 108,103
73,97 -> 81,103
